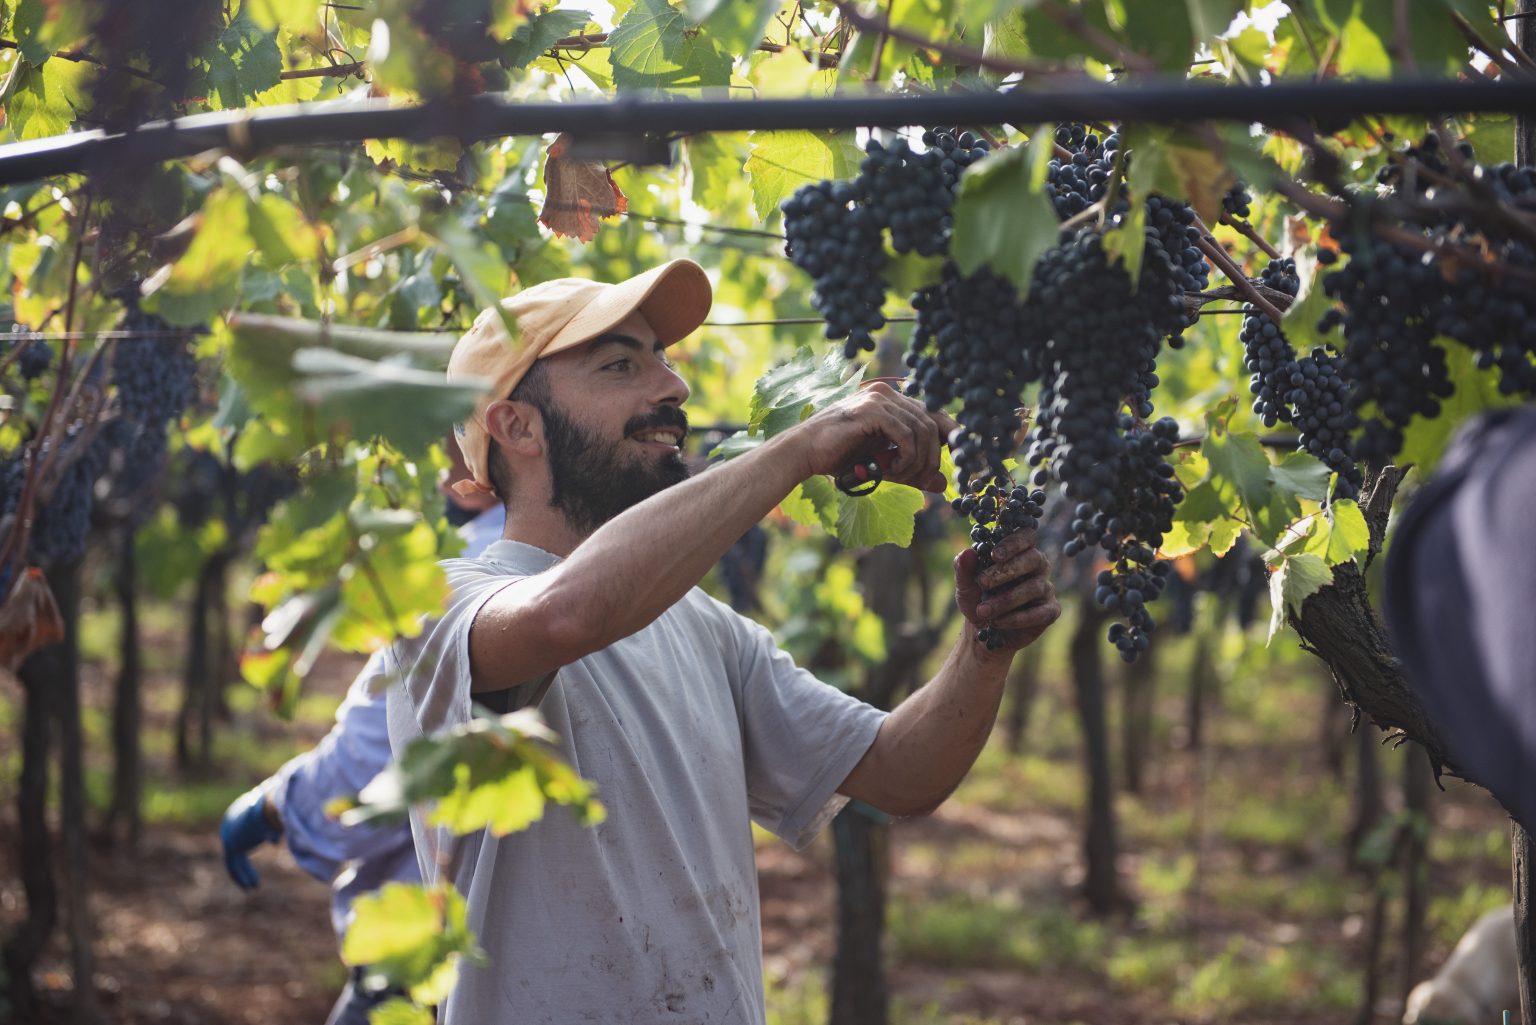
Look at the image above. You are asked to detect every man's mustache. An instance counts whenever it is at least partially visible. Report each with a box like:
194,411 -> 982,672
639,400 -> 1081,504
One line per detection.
623,407 -> 690,443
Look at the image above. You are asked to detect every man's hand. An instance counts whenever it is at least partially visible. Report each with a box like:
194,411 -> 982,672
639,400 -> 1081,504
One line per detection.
786,382 -> 950,492
954,529 -> 1061,653
220,786 -> 282,890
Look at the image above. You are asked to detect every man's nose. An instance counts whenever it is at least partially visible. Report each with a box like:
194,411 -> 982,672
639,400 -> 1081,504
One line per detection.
650,353 -> 690,407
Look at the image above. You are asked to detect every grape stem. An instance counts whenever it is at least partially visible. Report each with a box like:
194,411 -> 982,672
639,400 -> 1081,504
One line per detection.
1188,212 -> 1288,322
1218,214 -> 1283,261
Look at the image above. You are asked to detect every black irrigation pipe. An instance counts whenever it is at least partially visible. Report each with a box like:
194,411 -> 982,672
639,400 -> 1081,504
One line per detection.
4,79 -> 1536,186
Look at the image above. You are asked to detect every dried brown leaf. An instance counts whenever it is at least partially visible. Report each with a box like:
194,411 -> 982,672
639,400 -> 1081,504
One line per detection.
539,133 -> 628,243
0,568 -> 64,672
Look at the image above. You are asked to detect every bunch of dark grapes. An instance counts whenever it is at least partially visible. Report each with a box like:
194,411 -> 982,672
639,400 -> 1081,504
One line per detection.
1221,181 -> 1253,220
1021,226 -> 1190,659
1046,124 -> 1121,219
113,309 -> 198,425
2,424 -> 109,565
904,126 -> 1199,659
951,475 -> 1047,649
10,339 -> 53,381
1048,124 -> 1210,319
1144,194 -> 1210,324
782,181 -> 888,358
783,128 -> 990,359
905,264 -> 1038,482
108,307 -> 199,493
1242,258 -> 1362,497
1320,134 -> 1536,463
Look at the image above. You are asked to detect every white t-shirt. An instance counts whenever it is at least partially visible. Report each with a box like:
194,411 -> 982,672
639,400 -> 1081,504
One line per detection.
385,539 -> 887,1024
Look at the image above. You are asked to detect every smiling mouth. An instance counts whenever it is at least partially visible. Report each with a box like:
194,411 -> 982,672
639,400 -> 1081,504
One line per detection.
629,428 -> 685,449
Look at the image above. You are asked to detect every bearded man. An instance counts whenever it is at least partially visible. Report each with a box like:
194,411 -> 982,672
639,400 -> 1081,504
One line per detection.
385,258 -> 1061,1024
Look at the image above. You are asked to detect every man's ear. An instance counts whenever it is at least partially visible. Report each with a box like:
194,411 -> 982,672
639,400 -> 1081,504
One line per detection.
484,399 -> 542,459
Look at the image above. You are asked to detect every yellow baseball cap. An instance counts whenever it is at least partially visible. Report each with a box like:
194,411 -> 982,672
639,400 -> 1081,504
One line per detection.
448,259 -> 712,498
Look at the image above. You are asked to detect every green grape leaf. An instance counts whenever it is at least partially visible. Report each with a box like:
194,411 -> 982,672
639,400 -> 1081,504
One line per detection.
366,999 -> 436,1025
1460,113 -> 1514,167
1103,196 -> 1147,287
1221,24 -> 1272,82
1265,550 -> 1331,643
1334,12 -> 1391,78
685,134 -> 745,211
1173,479 -> 1236,525
248,0 -> 323,32
4,58 -> 92,141
1268,450 -> 1332,503
428,216 -> 518,341
1301,499 -> 1370,565
345,708 -> 605,834
608,0 -> 734,90
1396,341 -> 1522,474
950,145 -> 1058,297
341,883 -> 479,995
12,0 -> 89,66
884,249 -> 945,296
1201,420 -> 1273,518
364,137 -> 464,175
143,187 -> 251,326
503,8 -> 593,69
746,348 -> 862,437
744,130 -> 864,224
206,4 -> 284,108
1120,2 -> 1197,72
248,192 -> 319,268
986,2 -> 1117,64
1163,480 -> 1245,558
834,483 -> 927,549
288,349 -> 483,458
1183,0 -> 1245,42
780,475 -> 839,532
690,0 -> 782,57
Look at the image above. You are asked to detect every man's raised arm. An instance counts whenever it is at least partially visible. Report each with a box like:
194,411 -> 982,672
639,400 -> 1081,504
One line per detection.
469,383 -> 949,692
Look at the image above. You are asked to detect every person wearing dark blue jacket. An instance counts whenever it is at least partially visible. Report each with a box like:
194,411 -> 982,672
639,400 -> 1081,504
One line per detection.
1383,405 -> 1536,831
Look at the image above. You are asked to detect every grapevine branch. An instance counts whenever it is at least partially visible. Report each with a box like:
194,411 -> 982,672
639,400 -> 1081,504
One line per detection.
0,39 -> 158,82
1450,10 -> 1536,77
831,2 -> 1081,79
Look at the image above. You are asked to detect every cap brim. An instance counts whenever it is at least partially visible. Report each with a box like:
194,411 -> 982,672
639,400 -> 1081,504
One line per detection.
545,258 -> 712,356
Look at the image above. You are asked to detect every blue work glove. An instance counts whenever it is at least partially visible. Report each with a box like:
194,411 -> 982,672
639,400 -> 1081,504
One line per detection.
220,786 -> 281,890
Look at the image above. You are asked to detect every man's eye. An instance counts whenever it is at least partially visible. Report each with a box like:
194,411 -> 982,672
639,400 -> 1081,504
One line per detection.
604,359 -> 631,371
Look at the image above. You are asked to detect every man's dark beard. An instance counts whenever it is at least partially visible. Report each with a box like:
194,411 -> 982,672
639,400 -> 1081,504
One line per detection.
540,401 -> 690,535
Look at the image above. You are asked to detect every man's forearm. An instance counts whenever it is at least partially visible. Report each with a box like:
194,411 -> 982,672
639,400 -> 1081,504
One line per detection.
839,627 -> 1013,817
543,433 -> 809,648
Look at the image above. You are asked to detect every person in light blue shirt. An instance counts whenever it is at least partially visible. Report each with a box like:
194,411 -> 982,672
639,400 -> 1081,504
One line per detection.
219,500 -> 504,1025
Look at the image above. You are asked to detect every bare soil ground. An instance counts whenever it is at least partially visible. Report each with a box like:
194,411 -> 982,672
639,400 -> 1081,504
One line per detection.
0,625 -> 1515,1025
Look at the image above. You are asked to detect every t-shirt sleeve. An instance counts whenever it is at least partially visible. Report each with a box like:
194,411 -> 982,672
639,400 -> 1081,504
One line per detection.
728,610 -> 887,850
394,568 -> 533,739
